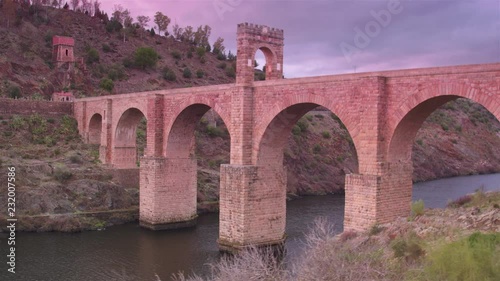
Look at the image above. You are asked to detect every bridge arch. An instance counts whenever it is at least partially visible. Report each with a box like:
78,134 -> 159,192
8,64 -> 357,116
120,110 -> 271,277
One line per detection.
253,95 -> 361,165
165,102 -> 231,158
113,107 -> 147,168
388,84 -> 500,162
88,113 -> 102,145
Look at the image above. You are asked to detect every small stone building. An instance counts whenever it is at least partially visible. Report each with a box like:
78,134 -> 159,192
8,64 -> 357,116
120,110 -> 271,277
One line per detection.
52,36 -> 75,66
52,92 -> 74,102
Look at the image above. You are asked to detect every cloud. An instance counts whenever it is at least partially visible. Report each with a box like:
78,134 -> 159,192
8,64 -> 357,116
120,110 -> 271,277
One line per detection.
99,0 -> 500,77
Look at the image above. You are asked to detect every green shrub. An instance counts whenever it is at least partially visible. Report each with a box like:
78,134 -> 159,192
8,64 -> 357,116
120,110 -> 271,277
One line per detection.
187,51 -> 193,58
10,116 -> 25,130
217,52 -> 226,60
25,114 -> 47,143
391,231 -> 425,262
134,47 -> 158,69
312,144 -> 321,154
306,115 -> 313,121
162,67 -> 176,81
422,232 -> 500,281
411,199 -> 425,218
171,50 -> 181,59
206,125 -> 226,138
183,67 -> 192,78
217,62 -> 227,69
69,153 -> 83,164
99,78 -> 114,92
102,43 -> 112,53
321,131 -> 331,139
225,66 -> 235,78
416,139 -> 424,146
368,224 -> 384,236
86,48 -> 100,64
107,64 -> 126,81
196,69 -> 204,78
122,56 -> 134,68
54,164 -> 72,182
196,46 -> 206,58
296,119 -> 309,132
90,149 -> 100,163
58,115 -> 79,137
105,19 -> 122,33
44,136 -> 56,147
292,125 -> 302,136
8,85 -> 21,99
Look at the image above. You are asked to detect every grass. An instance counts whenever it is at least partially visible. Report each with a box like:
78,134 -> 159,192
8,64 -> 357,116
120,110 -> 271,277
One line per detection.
416,232 -> 500,281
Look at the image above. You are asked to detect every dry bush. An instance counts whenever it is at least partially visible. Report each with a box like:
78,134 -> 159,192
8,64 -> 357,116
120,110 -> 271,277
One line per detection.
173,218 -> 410,281
173,247 -> 287,281
291,218 -> 397,281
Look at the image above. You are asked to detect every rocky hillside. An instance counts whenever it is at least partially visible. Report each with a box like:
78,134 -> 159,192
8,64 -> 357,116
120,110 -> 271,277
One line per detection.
0,3 -> 235,99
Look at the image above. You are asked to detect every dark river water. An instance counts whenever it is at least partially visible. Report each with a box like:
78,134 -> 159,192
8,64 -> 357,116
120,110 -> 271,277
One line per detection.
1,173 -> 499,281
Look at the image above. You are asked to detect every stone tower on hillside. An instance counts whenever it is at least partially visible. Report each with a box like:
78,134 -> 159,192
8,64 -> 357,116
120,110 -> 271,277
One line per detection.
52,35 -> 75,67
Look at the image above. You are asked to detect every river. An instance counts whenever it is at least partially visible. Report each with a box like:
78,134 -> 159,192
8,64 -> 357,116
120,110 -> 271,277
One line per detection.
1,173 -> 499,281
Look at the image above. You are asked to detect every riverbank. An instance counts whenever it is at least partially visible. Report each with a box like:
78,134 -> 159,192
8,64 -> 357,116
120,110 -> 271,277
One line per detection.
174,190 -> 500,281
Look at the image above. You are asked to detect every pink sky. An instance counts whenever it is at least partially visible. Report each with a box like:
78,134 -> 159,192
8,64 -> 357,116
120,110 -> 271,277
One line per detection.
99,0 -> 500,78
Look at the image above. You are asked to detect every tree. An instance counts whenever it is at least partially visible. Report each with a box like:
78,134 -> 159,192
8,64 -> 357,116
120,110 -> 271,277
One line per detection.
2,0 -> 17,28
93,0 -> 101,17
80,0 -> 91,15
112,5 -> 132,42
213,37 -> 225,55
136,15 -> 150,30
181,25 -> 194,43
70,0 -> 79,10
136,15 -> 150,38
172,23 -> 183,40
86,48 -> 99,64
153,12 -> 170,36
194,25 -> 211,47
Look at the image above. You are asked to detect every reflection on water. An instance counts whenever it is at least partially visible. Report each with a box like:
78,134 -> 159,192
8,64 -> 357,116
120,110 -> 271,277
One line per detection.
1,174 -> 499,280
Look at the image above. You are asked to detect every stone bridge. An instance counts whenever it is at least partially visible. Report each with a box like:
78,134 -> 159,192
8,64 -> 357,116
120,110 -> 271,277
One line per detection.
73,23 -> 500,251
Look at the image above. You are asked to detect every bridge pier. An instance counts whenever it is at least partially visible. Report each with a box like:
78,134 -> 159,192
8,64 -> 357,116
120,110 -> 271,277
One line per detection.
139,157 -> 198,230
344,161 -> 413,231
219,164 -> 287,252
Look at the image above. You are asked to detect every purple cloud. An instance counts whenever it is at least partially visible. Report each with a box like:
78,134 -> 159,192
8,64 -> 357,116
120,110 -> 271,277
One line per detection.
100,0 -> 500,78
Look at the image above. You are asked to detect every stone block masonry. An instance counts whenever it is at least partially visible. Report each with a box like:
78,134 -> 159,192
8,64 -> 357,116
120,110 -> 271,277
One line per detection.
0,98 -> 73,117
